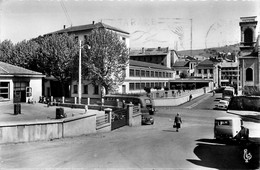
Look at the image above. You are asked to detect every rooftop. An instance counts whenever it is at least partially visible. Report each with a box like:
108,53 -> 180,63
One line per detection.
0,62 -> 43,77
129,60 -> 172,71
46,22 -> 130,35
130,47 -> 169,56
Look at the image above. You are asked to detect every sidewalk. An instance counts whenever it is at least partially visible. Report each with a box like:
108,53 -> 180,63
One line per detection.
0,102 -> 103,124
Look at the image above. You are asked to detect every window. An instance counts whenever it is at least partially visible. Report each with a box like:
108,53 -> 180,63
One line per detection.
83,85 -> 88,94
136,83 -> 140,90
0,82 -> 10,99
130,69 -> 135,77
244,28 -> 253,45
94,85 -> 99,94
198,69 -> 201,74
136,70 -> 140,77
204,69 -> 207,74
166,73 -> 169,77
151,71 -> 154,77
122,37 -> 126,41
210,69 -> 213,74
146,71 -> 150,77
73,85 -> 78,94
159,72 -> 162,77
176,71 -> 179,75
151,82 -> 155,88
141,83 -> 145,89
246,68 -> 253,81
155,71 -> 158,77
129,83 -> 135,90
141,70 -> 145,77
163,72 -> 165,77
145,82 -> 150,87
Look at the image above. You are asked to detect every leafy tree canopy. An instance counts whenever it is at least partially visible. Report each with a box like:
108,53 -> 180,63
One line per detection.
82,28 -> 129,94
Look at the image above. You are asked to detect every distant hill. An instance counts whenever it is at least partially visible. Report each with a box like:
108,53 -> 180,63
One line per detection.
177,44 -> 240,58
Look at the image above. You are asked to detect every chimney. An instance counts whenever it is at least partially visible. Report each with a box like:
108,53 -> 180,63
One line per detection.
63,25 -> 66,29
92,21 -> 95,25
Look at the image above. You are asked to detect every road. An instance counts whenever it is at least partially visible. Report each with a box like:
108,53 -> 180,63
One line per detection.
0,93 -> 259,169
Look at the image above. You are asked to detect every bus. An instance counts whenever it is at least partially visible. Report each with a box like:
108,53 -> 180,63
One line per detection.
103,94 -> 155,114
222,86 -> 235,100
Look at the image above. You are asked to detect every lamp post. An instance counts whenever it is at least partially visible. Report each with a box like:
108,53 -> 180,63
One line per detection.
78,40 -> 82,104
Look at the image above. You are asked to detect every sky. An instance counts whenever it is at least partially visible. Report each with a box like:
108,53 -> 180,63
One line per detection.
0,0 -> 259,50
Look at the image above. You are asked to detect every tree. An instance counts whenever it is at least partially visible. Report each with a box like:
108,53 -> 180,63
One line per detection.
36,33 -> 79,96
13,40 -> 39,69
0,40 -> 15,64
179,70 -> 188,78
82,28 -> 129,95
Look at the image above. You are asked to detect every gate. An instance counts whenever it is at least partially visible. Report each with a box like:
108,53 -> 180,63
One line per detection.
111,108 -> 128,130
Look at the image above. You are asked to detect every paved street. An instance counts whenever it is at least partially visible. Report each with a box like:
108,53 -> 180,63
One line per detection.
0,93 -> 259,169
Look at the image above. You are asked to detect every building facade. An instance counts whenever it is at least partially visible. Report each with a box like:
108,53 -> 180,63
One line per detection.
0,62 -> 44,103
238,16 -> 260,91
45,22 -> 130,99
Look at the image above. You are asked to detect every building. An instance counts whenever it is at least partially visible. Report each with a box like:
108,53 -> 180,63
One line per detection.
172,56 -> 197,78
124,47 -> 176,93
123,60 -> 175,94
45,22 -> 130,99
0,61 -> 44,103
220,57 -> 239,87
238,16 -> 260,91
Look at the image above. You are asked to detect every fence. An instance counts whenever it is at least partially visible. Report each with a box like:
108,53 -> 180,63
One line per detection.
96,114 -> 109,127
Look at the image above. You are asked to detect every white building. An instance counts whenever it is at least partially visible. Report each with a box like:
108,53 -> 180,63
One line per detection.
0,61 -> 44,103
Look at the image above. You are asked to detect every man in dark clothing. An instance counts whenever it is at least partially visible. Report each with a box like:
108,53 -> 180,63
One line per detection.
174,113 -> 182,132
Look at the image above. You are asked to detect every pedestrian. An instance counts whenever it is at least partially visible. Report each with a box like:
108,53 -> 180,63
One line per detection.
212,91 -> 215,96
174,113 -> 182,132
189,94 -> 192,101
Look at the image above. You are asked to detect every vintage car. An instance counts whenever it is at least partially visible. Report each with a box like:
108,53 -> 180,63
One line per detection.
142,114 -> 154,125
215,100 -> 229,110
214,117 -> 249,141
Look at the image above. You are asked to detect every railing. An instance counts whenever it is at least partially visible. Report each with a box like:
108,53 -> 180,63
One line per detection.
96,114 -> 109,127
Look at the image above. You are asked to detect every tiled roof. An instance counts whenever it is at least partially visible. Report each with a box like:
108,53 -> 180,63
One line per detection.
0,62 -> 43,76
172,61 -> 189,67
129,60 -> 172,70
130,47 -> 169,56
46,22 -> 129,35
197,59 -> 214,67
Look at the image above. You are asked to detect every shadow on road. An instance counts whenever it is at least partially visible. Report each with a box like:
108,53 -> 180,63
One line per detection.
187,138 -> 260,169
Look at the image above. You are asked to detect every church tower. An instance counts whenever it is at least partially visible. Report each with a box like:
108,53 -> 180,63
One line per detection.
238,16 -> 259,92
239,16 -> 258,52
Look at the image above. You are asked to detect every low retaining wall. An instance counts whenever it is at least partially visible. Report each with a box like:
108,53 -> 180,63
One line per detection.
153,87 -> 210,107
0,113 -> 96,144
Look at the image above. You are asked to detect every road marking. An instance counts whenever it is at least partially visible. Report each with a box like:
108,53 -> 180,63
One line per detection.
186,94 -> 211,109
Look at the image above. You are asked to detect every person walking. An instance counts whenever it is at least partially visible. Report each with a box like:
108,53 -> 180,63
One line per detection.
174,113 -> 182,132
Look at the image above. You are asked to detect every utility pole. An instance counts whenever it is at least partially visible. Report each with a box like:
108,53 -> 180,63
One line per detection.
190,18 -> 193,57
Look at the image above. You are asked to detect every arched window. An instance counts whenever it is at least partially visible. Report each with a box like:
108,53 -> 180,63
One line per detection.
246,68 -> 253,81
244,28 -> 253,45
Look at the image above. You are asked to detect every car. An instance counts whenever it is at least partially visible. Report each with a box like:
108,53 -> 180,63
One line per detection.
215,99 -> 229,110
214,117 -> 249,141
142,114 -> 154,125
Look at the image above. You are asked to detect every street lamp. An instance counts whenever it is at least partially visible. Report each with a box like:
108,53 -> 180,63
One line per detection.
78,40 -> 82,104
78,40 -> 90,104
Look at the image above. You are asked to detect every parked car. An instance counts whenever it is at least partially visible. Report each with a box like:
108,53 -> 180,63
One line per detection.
215,99 -> 229,110
142,114 -> 154,125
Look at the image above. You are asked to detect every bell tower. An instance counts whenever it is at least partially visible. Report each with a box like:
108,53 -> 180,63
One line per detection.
239,16 -> 258,52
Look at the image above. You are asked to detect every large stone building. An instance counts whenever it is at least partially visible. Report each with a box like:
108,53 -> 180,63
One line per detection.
45,22 -> 130,99
238,16 -> 260,91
